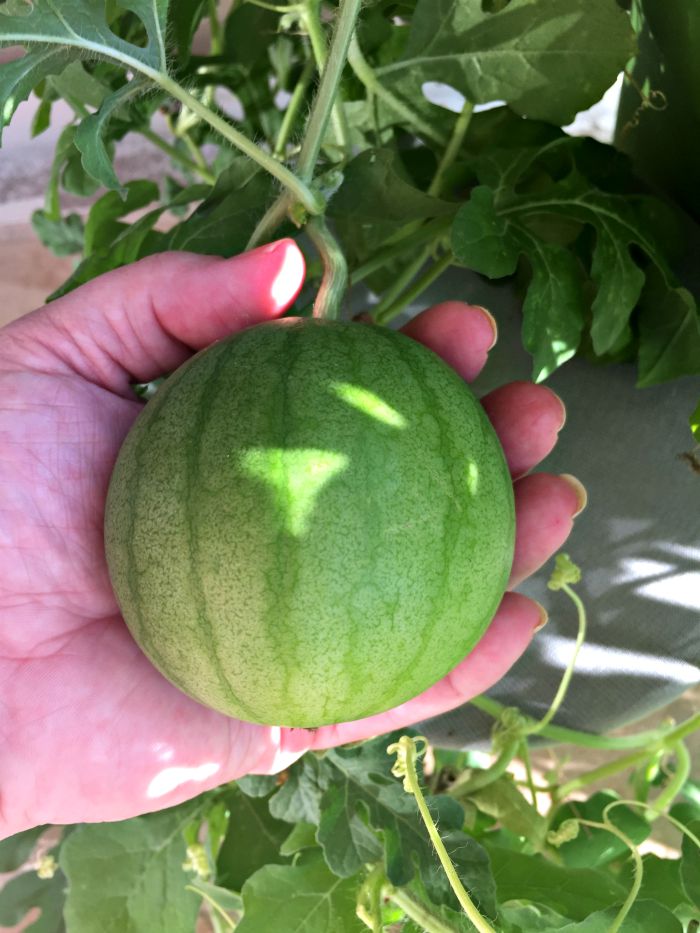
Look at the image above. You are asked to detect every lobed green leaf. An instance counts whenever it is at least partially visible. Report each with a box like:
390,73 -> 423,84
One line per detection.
60,800 -> 202,933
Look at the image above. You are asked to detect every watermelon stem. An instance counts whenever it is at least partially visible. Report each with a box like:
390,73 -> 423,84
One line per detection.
307,216 -> 348,319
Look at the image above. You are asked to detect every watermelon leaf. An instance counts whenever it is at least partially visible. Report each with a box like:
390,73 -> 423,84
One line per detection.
216,790 -> 292,892
60,800 -> 203,933
379,0 -> 635,126
235,850 -> 365,933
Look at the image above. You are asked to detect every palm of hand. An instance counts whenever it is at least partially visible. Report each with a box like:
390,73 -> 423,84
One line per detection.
0,243 -> 578,837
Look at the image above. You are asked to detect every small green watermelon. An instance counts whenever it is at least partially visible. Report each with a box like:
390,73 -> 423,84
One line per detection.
105,318 -> 515,727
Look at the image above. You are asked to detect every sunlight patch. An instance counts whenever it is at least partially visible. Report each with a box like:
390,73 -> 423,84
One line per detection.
241,447 -> 348,536
332,382 -> 406,428
147,762 -> 220,799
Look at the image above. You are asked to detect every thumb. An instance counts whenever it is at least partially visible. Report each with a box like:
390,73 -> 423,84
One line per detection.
0,239 -> 305,395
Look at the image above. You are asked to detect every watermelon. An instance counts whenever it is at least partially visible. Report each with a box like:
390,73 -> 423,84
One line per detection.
104,318 -> 515,727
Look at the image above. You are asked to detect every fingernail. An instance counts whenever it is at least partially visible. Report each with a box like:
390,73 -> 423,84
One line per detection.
533,602 -> 549,632
560,473 -> 588,517
260,238 -> 293,254
473,305 -> 498,350
545,387 -> 567,431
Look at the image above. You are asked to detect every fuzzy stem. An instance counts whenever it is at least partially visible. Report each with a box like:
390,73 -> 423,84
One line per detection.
374,252 -> 454,325
153,74 -> 323,213
274,57 -> 315,159
246,0 -> 361,248
307,216 -> 348,319
301,0 -> 350,153
388,737 -> 496,933
348,34 -> 448,147
427,100 -> 474,197
295,0 -> 361,183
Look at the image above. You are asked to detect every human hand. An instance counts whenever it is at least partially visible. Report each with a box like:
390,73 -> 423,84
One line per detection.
0,240 -> 581,837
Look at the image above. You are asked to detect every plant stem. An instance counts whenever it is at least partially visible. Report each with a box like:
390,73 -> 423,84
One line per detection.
577,818 -> 643,933
554,712 -> 700,800
645,741 -> 691,821
248,0 -> 303,11
351,217 -> 452,284
154,72 -> 324,214
609,798 -> 700,850
468,695 -> 667,751
554,746 -> 664,801
273,57 -> 315,159
383,885 -> 459,933
661,711 -> 700,746
307,216 -> 348,319
246,196 -> 292,250
139,127 -> 216,184
295,0 -> 361,183
388,737 -> 496,933
347,33 -> 448,147
520,739 -> 539,808
371,246 -> 432,321
528,582 -> 587,735
428,100 -> 474,197
182,129 -> 212,174
300,0 -> 350,153
246,0 -> 361,249
357,865 -> 384,933
208,0 -> 224,55
448,739 -> 521,796
374,251 -> 454,325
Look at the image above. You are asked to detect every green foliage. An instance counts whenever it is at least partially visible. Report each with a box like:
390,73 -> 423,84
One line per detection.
59,800 -> 203,933
380,0 -> 635,124
451,134 -> 700,383
235,850 -> 365,932
216,790 -> 292,890
1,0 -> 697,401
0,825 -> 47,872
0,869 -> 66,933
1,1 -> 700,930
1,724 -> 699,931
547,791 -> 651,868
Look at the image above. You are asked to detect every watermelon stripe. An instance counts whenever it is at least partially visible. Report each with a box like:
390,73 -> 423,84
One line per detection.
186,342 -> 262,722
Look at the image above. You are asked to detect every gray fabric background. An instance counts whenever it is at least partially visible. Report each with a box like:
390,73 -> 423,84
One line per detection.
351,269 -> 700,748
